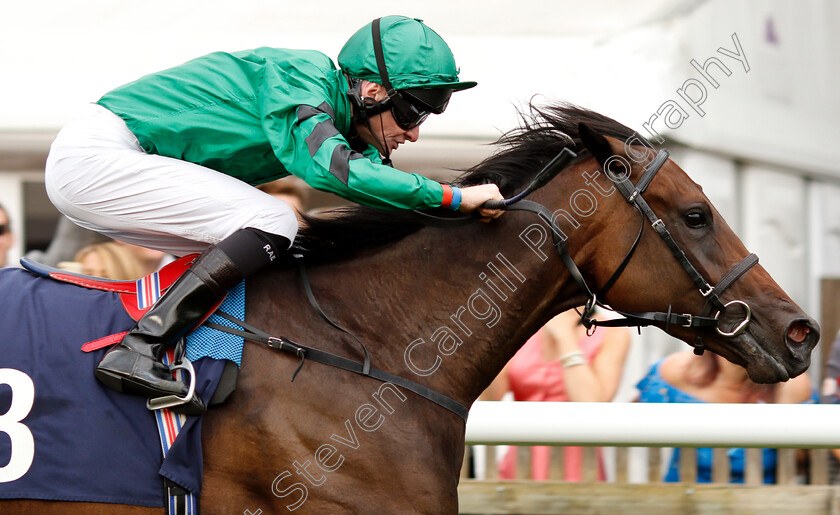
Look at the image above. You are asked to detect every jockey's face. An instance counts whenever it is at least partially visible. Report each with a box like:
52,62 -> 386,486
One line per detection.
353,81 -> 420,156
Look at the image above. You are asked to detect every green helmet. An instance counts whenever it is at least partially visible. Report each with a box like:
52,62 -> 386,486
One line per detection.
338,16 -> 477,93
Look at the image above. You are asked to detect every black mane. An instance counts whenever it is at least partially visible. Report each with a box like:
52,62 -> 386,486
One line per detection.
292,102 -> 638,263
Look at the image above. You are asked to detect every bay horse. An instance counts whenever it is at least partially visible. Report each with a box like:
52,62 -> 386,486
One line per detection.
3,103 -> 818,514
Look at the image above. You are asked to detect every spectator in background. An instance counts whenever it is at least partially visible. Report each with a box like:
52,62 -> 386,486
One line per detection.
61,240 -> 172,278
637,349 -> 815,483
25,216 -> 109,268
257,176 -> 311,214
819,330 -> 840,484
481,309 -> 632,481
115,241 -> 172,276
74,242 -> 148,280
0,202 -> 14,268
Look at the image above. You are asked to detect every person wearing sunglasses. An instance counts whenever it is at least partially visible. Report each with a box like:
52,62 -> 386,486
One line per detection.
0,202 -> 12,268
44,15 -> 503,415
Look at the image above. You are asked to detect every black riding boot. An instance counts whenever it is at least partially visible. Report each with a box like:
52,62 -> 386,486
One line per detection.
95,245 -> 243,415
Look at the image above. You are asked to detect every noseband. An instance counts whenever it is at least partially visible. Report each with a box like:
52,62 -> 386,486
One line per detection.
485,148 -> 759,355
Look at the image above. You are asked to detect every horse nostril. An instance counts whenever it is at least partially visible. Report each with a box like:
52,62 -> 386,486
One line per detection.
786,319 -> 819,349
787,322 -> 809,343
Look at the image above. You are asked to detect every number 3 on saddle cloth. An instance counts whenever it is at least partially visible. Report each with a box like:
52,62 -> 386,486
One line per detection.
0,255 -> 245,509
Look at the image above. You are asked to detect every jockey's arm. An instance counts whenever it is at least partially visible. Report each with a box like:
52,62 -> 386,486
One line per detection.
265,102 -> 504,214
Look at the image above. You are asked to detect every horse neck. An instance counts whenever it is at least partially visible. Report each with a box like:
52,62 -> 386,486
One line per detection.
303,182 -> 594,407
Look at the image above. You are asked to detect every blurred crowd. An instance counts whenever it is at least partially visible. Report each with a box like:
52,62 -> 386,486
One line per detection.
0,202 -> 12,269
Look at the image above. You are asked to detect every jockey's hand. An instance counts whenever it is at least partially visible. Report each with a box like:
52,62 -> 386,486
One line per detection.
459,184 -> 505,221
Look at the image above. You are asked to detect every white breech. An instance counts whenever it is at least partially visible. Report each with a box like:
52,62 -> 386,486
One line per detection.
45,104 -> 298,256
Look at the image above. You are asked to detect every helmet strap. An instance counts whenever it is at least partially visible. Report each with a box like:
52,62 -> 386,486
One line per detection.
347,78 -> 394,167
376,115 -> 393,167
371,18 -> 415,124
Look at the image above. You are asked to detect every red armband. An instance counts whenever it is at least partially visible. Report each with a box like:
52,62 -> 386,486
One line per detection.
440,184 -> 454,209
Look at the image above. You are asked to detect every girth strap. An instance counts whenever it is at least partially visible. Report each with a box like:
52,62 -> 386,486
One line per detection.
205,312 -> 469,421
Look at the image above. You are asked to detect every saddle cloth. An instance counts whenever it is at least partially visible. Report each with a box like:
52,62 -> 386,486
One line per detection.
0,264 -> 244,507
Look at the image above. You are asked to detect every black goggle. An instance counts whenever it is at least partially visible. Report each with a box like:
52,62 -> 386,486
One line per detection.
390,99 -> 430,131
0,224 -> 7,236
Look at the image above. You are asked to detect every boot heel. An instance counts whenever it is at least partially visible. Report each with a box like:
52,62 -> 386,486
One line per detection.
94,368 -> 127,393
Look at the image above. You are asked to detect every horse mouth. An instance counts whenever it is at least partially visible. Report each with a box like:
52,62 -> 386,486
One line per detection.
733,328 -> 807,384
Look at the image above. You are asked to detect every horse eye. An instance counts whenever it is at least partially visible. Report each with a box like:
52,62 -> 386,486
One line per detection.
684,209 -> 708,229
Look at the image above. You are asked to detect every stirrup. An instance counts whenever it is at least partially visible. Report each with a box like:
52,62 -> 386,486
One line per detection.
146,358 -> 198,412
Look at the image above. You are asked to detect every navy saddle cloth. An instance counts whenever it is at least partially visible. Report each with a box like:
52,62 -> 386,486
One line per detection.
0,267 -> 239,507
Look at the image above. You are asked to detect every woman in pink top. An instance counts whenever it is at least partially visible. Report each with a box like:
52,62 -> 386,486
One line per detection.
481,309 -> 631,481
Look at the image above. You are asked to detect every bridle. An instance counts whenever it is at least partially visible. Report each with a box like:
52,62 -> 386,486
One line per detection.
482,147 -> 759,355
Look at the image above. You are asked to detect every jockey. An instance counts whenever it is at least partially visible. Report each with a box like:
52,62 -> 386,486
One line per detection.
44,16 -> 503,415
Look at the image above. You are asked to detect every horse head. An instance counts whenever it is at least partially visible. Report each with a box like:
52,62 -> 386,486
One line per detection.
560,120 -> 819,384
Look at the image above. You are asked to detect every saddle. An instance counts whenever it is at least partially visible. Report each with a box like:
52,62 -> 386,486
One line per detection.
20,253 -> 471,421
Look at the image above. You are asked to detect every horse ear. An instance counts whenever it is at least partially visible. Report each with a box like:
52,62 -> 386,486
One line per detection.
577,123 -> 613,169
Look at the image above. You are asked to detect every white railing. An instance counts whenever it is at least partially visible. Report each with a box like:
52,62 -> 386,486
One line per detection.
465,401 -> 840,448
460,402 -> 840,513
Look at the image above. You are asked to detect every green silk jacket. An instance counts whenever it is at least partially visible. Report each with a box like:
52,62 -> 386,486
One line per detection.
98,48 -> 445,210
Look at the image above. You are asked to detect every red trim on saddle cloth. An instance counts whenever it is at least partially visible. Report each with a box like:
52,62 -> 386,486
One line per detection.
81,296 -> 228,352
72,253 -> 196,352
45,254 -> 196,294
121,255 -> 196,320
49,254 -> 197,321
120,293 -> 148,322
